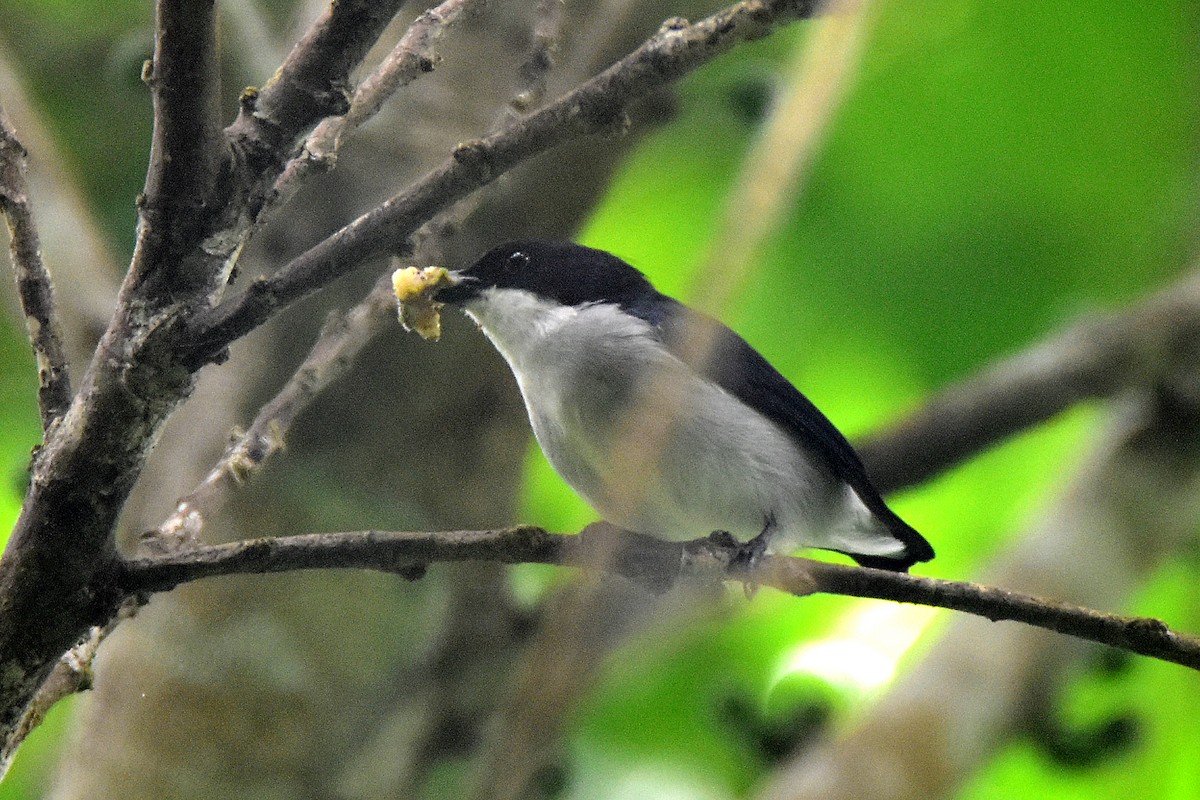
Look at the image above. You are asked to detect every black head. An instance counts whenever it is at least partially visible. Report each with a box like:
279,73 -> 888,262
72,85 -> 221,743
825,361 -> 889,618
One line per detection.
436,241 -> 658,307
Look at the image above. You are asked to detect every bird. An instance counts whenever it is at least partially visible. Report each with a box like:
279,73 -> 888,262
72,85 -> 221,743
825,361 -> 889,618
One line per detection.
433,240 -> 933,571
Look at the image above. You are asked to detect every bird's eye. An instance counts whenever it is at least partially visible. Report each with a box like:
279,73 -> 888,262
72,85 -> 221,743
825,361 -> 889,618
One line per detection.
506,251 -> 529,272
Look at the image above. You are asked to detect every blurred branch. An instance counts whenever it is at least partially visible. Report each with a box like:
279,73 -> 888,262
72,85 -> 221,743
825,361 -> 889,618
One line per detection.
119,521 -> 1200,671
761,386 -> 1200,800
0,115 -> 71,430
859,269 -> 1200,493
691,0 -> 871,315
184,0 -> 824,366
0,42 -> 121,342
510,0 -> 566,113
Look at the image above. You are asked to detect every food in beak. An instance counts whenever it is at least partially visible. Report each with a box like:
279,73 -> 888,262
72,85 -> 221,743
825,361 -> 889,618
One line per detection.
392,266 -> 454,341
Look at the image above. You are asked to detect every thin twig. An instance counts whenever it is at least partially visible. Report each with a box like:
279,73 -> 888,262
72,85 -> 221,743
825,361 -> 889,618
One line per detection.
0,115 -> 70,430
118,523 -> 1200,672
184,0 -> 824,367
149,273 -> 399,545
509,0 -> 565,114
271,0 -> 484,214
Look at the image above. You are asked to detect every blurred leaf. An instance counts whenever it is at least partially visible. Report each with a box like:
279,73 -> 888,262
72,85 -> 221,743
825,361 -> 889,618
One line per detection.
0,696 -> 76,800
1,0 -> 154,252
0,316 -> 40,550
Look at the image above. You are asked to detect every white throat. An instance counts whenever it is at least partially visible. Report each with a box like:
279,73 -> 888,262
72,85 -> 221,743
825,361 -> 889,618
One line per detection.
461,287 -> 588,371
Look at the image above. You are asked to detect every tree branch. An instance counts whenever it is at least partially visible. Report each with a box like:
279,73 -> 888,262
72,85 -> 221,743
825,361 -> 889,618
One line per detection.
859,269 -> 1200,493
149,274 -> 399,545
0,114 -> 70,430
183,0 -> 823,367
133,0 -> 224,299
119,523 -> 1200,672
227,0 -> 409,178
270,0 -> 483,216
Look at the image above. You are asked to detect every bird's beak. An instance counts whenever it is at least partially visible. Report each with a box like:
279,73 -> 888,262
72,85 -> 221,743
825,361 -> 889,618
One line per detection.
433,270 -> 477,304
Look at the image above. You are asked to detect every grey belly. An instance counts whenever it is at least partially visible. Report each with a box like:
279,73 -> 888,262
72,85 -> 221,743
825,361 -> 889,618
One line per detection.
525,362 -> 838,544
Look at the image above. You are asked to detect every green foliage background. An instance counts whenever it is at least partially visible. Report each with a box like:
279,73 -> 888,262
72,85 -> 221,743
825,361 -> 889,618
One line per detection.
0,0 -> 1197,797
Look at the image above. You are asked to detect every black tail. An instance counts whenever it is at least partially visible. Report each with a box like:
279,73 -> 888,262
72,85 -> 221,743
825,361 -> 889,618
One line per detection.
849,506 -> 935,573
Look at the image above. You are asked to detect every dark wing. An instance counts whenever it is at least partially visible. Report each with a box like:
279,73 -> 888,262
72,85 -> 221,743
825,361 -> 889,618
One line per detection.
625,294 -> 934,569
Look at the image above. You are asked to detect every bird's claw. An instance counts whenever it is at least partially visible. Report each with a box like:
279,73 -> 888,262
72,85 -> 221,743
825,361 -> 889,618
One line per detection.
685,531 -> 767,599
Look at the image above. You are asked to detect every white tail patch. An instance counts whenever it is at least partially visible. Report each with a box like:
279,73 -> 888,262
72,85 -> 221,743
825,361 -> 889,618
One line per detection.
823,485 -> 908,557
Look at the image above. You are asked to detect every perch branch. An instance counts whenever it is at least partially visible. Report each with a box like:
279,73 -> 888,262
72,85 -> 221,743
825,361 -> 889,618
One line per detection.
119,523 -> 1200,672
184,0 -> 823,366
0,116 -> 70,430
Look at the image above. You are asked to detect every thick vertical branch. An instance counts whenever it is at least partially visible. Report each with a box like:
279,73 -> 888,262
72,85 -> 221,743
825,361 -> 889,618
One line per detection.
0,116 -> 71,430
133,0 -> 225,300
0,0 -> 226,761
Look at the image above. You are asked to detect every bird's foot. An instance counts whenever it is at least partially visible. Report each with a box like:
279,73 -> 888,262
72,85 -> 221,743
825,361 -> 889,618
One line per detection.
730,529 -> 770,574
683,531 -> 737,570
686,530 -> 769,599
734,522 -> 775,599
